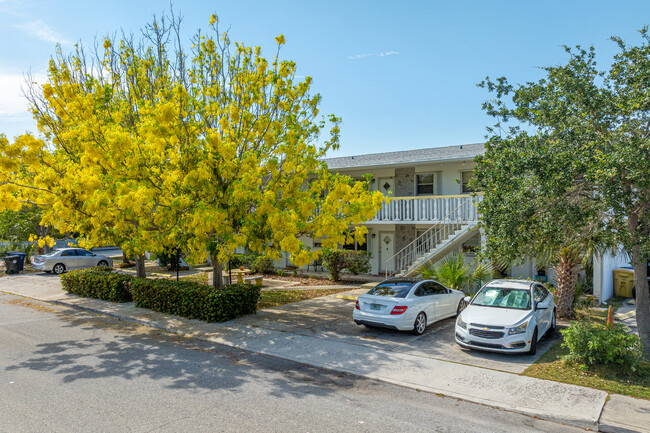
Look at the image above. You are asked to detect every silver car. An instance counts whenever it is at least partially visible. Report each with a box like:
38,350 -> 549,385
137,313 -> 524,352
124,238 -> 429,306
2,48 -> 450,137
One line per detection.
32,248 -> 113,274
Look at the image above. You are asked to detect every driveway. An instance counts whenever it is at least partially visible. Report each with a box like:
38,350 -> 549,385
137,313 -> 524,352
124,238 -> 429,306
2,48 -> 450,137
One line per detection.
231,289 -> 558,374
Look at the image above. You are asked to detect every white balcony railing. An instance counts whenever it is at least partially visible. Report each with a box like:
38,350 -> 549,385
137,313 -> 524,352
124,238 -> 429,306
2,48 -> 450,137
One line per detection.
368,194 -> 482,224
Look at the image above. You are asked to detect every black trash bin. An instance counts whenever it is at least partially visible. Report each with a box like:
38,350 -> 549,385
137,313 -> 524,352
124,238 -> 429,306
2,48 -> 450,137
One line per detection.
4,255 -> 20,274
7,252 -> 26,271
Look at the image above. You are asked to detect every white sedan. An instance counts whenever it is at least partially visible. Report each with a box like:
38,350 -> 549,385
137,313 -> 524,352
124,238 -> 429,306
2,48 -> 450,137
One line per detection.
32,248 -> 113,274
353,278 -> 466,335
455,279 -> 556,355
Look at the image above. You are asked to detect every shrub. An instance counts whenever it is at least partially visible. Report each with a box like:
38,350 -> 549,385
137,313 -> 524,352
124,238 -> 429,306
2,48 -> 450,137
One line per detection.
346,251 -> 371,275
321,249 -> 348,281
229,253 -> 260,269
321,249 -> 371,281
561,321 -> 644,371
60,267 -> 133,302
130,279 -> 260,323
157,248 -> 182,271
251,256 -> 274,274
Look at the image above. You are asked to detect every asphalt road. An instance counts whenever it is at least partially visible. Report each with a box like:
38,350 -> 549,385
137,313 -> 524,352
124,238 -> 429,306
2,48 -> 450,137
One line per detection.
0,292 -> 584,433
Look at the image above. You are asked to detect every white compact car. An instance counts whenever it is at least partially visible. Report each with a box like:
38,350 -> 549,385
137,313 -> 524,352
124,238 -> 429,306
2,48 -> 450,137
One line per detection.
32,248 -> 113,274
353,278 -> 466,335
455,279 -> 556,355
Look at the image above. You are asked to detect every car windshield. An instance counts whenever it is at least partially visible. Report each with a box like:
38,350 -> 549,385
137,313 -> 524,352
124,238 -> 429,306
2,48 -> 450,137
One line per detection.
367,282 -> 414,298
471,287 -> 531,310
42,249 -> 61,257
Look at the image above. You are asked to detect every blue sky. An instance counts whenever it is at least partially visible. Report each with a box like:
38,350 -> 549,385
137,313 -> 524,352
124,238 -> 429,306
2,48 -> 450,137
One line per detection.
1,0 -> 649,157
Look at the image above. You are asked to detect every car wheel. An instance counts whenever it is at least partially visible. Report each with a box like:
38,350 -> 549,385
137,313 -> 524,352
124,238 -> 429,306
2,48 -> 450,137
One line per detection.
546,309 -> 556,337
527,328 -> 538,355
97,260 -> 109,267
456,299 -> 467,315
53,263 -> 66,275
412,312 -> 427,335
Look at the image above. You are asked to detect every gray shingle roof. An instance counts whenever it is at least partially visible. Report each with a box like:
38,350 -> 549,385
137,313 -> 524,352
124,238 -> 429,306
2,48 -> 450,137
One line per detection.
323,143 -> 485,170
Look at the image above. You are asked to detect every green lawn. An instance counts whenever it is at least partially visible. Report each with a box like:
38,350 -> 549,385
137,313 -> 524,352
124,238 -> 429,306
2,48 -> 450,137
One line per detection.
258,288 -> 352,309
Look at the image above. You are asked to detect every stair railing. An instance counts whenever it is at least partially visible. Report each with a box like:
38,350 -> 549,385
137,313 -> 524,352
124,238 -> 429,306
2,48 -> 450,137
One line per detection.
384,197 -> 477,277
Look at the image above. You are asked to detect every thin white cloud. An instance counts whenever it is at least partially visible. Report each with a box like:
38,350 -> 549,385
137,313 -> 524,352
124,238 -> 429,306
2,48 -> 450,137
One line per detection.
16,20 -> 70,44
347,51 -> 399,60
0,71 -> 46,116
347,53 -> 373,60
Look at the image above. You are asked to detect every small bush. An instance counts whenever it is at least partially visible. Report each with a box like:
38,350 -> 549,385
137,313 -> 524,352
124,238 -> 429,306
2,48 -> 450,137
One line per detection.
251,256 -> 274,274
130,279 -> 260,323
61,267 -> 133,302
321,249 -> 348,281
321,249 -> 372,281
561,321 -> 644,371
346,251 -> 371,275
157,248 -> 183,271
229,253 -> 261,269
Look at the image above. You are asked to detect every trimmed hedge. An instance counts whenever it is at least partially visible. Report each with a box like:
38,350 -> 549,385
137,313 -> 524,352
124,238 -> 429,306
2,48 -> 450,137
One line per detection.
60,267 -> 134,302
130,279 -> 260,323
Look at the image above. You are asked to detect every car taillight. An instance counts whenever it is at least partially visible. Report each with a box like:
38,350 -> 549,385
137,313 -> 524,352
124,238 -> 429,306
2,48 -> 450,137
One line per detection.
355,300 -> 360,310
390,306 -> 408,315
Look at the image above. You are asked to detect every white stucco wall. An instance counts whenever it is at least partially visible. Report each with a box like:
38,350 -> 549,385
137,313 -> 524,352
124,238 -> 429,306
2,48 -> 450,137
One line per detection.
593,248 -> 630,302
334,160 -> 476,197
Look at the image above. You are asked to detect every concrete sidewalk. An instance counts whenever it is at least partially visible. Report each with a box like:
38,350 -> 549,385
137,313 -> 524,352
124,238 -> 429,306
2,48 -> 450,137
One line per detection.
1,274 -> 649,432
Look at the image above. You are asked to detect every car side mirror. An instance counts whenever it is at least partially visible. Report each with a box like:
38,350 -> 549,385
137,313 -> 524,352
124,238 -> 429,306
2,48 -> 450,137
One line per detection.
535,301 -> 547,310
463,296 -> 471,303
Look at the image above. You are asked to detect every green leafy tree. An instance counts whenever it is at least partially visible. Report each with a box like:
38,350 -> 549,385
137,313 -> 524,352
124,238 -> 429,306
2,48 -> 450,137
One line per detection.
475,30 -> 650,357
0,207 -> 54,254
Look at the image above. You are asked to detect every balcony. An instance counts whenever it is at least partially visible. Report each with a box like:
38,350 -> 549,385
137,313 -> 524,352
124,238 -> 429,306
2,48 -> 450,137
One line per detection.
367,194 -> 482,224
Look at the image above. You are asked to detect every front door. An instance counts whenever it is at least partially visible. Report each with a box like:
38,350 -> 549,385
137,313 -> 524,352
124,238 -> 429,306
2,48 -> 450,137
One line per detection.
377,177 -> 394,196
378,232 -> 395,274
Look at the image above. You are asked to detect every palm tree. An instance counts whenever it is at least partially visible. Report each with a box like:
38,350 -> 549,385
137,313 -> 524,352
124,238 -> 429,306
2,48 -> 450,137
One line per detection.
418,253 -> 493,295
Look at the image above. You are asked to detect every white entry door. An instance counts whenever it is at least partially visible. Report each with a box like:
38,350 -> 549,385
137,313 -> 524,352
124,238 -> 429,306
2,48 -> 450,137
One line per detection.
377,177 -> 394,196
378,232 -> 395,274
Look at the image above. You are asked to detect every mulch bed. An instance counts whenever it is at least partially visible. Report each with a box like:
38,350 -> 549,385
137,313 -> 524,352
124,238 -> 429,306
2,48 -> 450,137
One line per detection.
261,274 -> 361,286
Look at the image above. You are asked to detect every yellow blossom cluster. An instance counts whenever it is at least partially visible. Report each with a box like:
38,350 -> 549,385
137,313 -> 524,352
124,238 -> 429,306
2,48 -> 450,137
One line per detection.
0,14 -> 385,278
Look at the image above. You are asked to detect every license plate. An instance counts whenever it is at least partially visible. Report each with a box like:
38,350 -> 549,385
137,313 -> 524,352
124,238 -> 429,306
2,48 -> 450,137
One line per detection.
370,304 -> 382,311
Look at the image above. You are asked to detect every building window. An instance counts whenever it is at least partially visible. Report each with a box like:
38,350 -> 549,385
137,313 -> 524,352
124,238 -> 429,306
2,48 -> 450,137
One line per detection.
416,174 -> 435,195
342,233 -> 368,251
461,171 -> 474,193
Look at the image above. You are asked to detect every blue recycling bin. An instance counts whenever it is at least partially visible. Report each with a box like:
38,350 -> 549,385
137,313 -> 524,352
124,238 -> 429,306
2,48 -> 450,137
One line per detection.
8,252 -> 26,271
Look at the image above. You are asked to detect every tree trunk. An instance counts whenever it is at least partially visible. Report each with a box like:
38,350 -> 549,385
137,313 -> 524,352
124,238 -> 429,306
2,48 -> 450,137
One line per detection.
211,255 -> 223,289
135,254 -> 146,278
122,250 -> 132,266
554,246 -> 581,319
627,213 -> 650,359
632,246 -> 650,359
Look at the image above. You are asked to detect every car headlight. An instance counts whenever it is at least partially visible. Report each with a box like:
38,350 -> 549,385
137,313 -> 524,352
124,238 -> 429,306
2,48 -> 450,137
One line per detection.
457,315 -> 467,330
508,320 -> 529,335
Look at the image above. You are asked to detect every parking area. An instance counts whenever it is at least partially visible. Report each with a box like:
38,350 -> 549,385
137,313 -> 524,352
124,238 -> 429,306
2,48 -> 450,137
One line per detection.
1,274 -> 558,374
232,289 -> 558,374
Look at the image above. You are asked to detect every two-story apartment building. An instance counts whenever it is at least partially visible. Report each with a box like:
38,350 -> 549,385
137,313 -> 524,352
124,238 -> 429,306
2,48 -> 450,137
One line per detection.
318,143 -> 485,277
292,142 -> 628,302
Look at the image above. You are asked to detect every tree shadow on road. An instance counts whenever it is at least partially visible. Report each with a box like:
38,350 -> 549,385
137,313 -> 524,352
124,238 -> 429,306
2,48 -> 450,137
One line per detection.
4,304 -> 361,399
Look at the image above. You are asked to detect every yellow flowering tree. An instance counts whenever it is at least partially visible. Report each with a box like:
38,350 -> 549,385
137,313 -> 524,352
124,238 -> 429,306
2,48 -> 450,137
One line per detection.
6,12 -> 384,285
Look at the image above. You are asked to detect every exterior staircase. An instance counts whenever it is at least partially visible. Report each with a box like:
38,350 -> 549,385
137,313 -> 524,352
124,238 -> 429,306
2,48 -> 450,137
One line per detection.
385,197 -> 480,278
